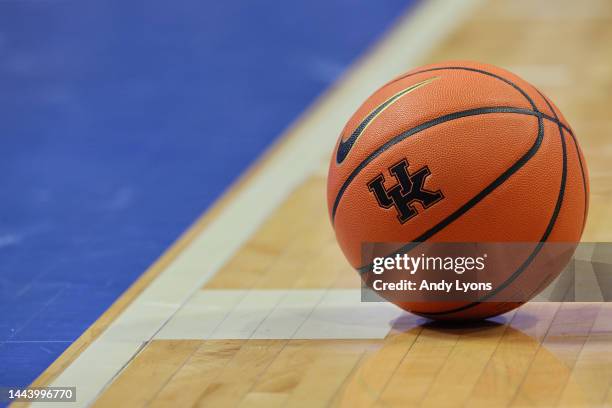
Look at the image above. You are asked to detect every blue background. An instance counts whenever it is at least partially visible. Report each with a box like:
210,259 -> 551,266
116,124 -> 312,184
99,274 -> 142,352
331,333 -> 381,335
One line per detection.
0,0 -> 414,391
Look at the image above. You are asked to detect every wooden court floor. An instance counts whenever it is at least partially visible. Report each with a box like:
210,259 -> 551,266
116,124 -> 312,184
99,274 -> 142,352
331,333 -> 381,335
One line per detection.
20,0 -> 612,407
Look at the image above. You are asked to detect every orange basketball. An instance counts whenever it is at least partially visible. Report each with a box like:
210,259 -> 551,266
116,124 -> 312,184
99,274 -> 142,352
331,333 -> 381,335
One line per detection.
327,61 -> 589,320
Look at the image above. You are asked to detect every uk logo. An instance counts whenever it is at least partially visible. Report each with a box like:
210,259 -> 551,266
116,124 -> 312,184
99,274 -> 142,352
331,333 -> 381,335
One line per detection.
367,159 -> 444,223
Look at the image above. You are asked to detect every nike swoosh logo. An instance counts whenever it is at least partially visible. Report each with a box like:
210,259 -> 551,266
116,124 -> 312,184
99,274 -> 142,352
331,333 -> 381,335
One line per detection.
335,76 -> 439,164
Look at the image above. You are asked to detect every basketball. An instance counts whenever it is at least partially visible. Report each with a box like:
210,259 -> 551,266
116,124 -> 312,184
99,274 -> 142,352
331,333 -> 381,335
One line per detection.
327,61 -> 589,320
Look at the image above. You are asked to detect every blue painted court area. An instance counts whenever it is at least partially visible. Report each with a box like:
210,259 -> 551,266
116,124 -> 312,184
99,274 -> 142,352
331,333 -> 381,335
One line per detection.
0,0 -> 414,390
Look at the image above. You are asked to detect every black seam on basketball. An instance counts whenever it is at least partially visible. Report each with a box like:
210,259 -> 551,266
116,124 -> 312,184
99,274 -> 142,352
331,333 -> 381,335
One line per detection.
391,66 -> 539,111
541,112 -> 570,131
535,90 -> 587,232
332,110 -> 569,226
332,66 -> 540,224
538,99 -> 588,231
416,108 -> 569,317
568,128 -> 589,232
332,107 -> 541,223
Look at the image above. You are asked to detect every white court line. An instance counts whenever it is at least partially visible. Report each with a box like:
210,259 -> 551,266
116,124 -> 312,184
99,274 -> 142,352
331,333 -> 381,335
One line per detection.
35,0 -> 483,406
251,290 -> 326,339
292,289 -> 401,339
154,289 -> 401,340
155,290 -> 248,340
206,290 -> 288,340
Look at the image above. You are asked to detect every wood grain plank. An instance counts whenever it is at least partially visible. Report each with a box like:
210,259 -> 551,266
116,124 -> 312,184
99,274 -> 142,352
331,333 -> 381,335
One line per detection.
92,340 -> 200,408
